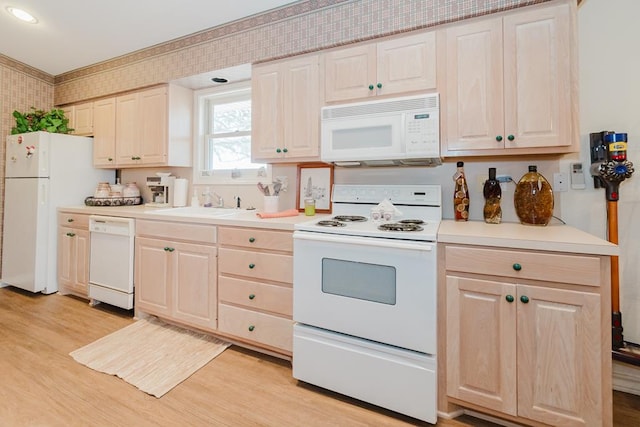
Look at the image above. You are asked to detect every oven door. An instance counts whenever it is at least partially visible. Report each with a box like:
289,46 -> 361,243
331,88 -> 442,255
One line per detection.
293,231 -> 437,354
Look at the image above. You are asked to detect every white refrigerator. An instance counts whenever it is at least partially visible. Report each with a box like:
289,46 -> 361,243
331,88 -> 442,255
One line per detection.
1,132 -> 114,294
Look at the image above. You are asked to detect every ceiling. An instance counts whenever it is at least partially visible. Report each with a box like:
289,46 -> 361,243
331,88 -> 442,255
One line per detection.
0,0 -> 298,76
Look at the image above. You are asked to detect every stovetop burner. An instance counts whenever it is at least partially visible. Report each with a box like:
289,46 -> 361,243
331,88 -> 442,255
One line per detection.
317,220 -> 347,227
378,223 -> 424,232
399,219 -> 425,225
333,215 -> 368,222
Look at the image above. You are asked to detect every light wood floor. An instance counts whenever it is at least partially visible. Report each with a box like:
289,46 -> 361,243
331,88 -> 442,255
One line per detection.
1,286 -> 639,427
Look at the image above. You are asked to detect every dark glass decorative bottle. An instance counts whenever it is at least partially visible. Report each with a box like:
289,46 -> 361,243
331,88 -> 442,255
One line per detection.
514,165 -> 554,226
453,161 -> 469,221
483,167 -> 502,224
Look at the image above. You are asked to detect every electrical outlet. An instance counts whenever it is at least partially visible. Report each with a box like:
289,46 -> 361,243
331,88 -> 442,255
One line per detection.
553,172 -> 568,192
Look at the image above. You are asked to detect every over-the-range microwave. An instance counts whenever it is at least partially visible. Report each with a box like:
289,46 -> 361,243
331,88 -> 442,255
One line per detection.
320,93 -> 441,167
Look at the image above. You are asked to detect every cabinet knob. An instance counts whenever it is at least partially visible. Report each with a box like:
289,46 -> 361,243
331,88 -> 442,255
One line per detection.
512,263 -> 522,271
505,295 -> 514,303
248,294 -> 255,300
249,263 -> 255,269
249,237 -> 255,243
276,148 -> 282,153
520,295 -> 530,304
67,218 -> 74,222
368,84 -> 374,90
496,135 -> 503,142
377,82 -> 382,89
108,157 -> 113,162
507,134 -> 515,141
164,247 -> 175,252
66,232 -> 75,237
282,147 -> 288,153
248,325 -> 255,332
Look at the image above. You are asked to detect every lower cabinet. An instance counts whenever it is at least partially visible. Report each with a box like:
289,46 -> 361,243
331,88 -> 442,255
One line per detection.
442,244 -> 610,426
135,220 -> 217,331
217,226 -> 293,356
57,213 -> 91,298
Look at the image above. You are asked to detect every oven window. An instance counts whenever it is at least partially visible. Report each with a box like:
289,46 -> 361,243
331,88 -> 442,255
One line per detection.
321,258 -> 396,305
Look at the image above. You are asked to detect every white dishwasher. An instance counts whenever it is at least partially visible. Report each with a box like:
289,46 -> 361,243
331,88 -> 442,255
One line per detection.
89,216 -> 135,309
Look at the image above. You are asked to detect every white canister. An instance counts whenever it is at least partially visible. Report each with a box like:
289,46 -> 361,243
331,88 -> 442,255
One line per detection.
263,196 -> 279,213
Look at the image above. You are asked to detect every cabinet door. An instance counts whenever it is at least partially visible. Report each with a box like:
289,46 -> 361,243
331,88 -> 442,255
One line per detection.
517,285 -> 602,426
92,98 -> 116,167
73,102 -> 94,136
283,55 -> 320,159
135,237 -> 172,316
58,227 -> 89,296
324,43 -> 376,102
377,31 -> 437,96
446,275 -> 517,415
444,17 -> 504,152
251,62 -> 283,162
503,2 -> 572,149
172,241 -> 217,330
139,87 -> 168,165
115,93 -> 140,165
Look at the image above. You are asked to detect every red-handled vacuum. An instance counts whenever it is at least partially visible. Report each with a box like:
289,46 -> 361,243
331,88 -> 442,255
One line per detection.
590,131 -> 637,363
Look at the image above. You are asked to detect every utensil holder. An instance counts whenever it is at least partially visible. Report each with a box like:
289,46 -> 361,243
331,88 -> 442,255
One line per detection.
263,196 -> 279,213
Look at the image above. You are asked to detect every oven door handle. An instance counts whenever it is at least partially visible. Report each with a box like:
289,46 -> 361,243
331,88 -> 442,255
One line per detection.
293,231 -> 435,251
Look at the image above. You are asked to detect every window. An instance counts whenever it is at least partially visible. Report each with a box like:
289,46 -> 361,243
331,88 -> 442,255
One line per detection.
194,81 -> 269,184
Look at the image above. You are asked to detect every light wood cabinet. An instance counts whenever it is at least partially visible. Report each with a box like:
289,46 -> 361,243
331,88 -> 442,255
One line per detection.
93,84 -> 192,168
441,1 -> 577,157
251,54 -> 321,163
92,98 -> 116,167
57,213 -> 91,298
442,244 -> 611,426
135,220 -> 217,330
323,31 -> 437,103
62,102 -> 94,136
217,226 -> 293,355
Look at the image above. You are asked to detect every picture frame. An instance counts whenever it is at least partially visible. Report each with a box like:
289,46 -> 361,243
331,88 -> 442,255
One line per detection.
296,163 -> 334,213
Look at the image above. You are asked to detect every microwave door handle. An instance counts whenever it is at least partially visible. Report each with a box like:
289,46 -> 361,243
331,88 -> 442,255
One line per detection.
293,231 -> 434,251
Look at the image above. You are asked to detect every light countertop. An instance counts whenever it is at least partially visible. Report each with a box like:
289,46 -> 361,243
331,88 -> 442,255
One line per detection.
58,205 -> 332,231
438,220 -> 618,256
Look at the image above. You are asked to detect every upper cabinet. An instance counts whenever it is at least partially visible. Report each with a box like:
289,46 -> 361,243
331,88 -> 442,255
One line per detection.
441,1 -> 577,157
323,31 -> 438,103
62,102 -> 94,136
93,84 -> 193,168
252,54 -> 321,163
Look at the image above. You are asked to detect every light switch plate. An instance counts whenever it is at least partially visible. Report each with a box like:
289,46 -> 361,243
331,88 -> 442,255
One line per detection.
553,172 -> 568,192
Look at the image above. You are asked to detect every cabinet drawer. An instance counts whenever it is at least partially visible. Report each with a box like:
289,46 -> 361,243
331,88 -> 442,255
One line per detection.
218,248 -> 292,284
218,276 -> 292,316
58,213 -> 90,229
218,227 -> 292,252
136,219 -> 216,244
445,246 -> 602,287
218,303 -> 292,352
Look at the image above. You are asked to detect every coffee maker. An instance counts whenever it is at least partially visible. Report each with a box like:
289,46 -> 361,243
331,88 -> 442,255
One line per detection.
146,174 -> 175,206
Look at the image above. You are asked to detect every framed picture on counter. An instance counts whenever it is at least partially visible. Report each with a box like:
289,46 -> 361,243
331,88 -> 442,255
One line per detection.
296,163 -> 334,213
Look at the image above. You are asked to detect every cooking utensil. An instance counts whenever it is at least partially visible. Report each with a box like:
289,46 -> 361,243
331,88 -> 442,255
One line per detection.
273,182 -> 282,196
257,182 -> 270,196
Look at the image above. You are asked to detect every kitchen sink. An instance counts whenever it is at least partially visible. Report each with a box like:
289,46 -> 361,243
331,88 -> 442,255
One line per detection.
148,206 -> 242,218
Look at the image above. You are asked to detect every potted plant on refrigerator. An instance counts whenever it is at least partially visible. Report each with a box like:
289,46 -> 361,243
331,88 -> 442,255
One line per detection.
11,107 -> 74,134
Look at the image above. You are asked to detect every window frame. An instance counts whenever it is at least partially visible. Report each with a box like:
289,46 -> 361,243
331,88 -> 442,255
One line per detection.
192,80 -> 270,185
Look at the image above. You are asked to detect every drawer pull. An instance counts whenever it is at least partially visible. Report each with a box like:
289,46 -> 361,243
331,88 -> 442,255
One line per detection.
248,325 -> 255,332
66,232 -> 76,237
520,295 -> 530,304
249,237 -> 255,243
67,218 -> 74,222
512,263 -> 522,271
164,247 -> 175,252
249,263 -> 255,269
505,295 -> 514,303
248,294 -> 255,300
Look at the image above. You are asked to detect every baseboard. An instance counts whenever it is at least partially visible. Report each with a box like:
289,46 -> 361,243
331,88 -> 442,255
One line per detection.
613,359 -> 640,395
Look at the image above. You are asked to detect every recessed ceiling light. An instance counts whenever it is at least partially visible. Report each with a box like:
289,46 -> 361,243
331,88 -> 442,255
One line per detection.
6,6 -> 38,24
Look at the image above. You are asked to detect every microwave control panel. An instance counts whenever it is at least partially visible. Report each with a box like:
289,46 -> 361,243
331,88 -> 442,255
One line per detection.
405,110 -> 439,154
